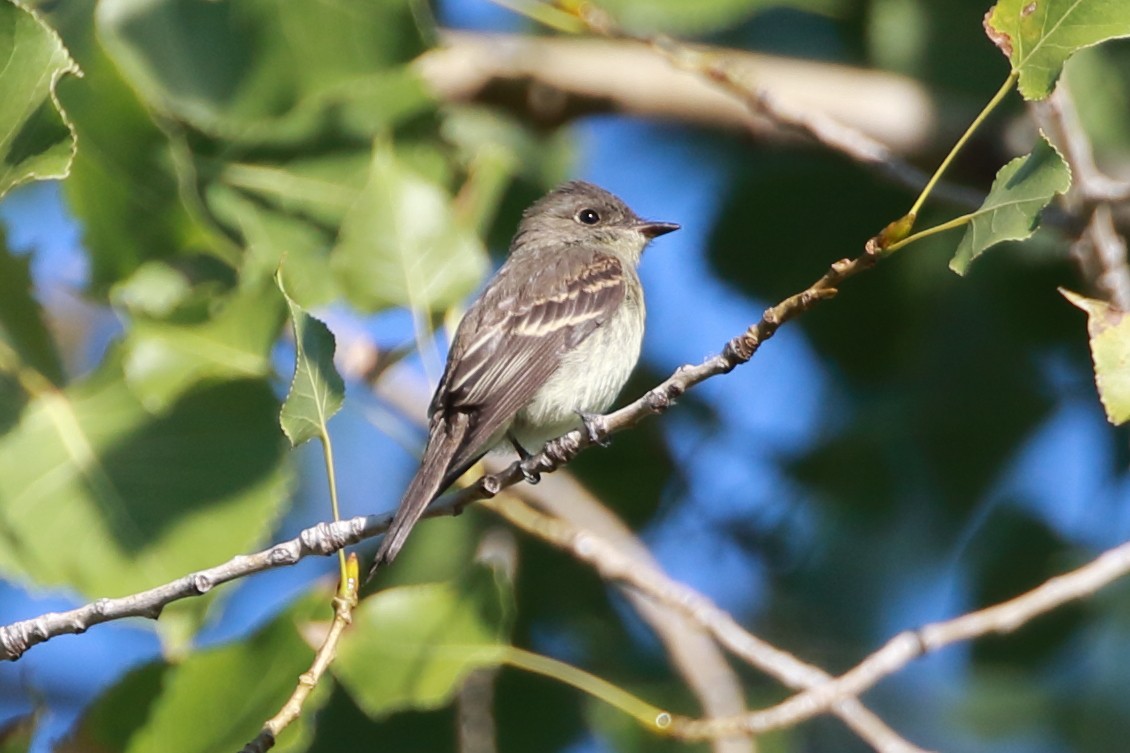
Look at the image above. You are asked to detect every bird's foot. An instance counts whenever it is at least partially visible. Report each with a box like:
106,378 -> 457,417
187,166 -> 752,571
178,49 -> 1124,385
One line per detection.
508,431 -> 541,485
519,465 -> 542,485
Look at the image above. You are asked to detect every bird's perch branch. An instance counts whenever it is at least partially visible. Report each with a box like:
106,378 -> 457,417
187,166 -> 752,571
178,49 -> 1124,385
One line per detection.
0,237 -> 879,663
0,242 -> 875,661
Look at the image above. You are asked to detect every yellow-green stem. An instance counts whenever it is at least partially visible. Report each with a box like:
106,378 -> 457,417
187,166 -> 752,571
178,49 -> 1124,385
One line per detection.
502,646 -> 673,732
882,211 -> 976,255
320,432 -> 349,587
908,71 -> 1018,220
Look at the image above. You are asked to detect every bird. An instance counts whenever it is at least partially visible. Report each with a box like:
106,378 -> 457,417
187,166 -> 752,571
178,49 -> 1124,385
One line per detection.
369,180 -> 679,575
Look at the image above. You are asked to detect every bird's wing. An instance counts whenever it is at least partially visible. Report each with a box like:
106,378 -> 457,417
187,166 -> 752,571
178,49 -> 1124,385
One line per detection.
434,249 -> 627,474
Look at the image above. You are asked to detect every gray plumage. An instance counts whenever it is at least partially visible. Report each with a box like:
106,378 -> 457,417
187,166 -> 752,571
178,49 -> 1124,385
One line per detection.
370,181 -> 678,573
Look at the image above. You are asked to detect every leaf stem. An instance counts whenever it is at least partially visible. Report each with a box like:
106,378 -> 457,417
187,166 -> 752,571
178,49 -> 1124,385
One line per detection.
320,431 -> 349,587
881,211 -> 977,255
907,71 -> 1018,220
502,646 -> 674,733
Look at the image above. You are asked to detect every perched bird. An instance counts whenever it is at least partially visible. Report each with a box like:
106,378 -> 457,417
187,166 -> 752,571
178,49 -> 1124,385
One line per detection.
370,180 -> 678,574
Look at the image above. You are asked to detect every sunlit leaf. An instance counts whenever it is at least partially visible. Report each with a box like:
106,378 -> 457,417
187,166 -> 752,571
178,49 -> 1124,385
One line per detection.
120,281 -> 286,412
950,136 -> 1070,274
278,278 -> 344,447
1062,289 -> 1130,425
96,0 -> 432,139
0,0 -> 79,198
331,143 -> 489,313
55,33 -> 227,292
985,0 -> 1130,100
332,564 -> 513,715
0,362 -> 289,598
69,603 -> 324,753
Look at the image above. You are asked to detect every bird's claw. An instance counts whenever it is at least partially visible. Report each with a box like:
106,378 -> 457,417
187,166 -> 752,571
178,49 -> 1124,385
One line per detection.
508,431 -> 541,484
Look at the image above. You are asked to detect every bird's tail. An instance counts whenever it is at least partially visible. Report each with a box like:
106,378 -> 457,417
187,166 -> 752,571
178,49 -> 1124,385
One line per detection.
368,414 -> 470,579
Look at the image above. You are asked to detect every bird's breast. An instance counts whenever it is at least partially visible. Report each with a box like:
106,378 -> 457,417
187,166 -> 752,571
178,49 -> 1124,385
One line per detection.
510,291 -> 645,449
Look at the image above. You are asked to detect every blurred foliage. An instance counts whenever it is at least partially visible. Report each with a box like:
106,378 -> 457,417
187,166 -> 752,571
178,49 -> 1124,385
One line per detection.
333,562 -> 513,716
1,0 -> 1129,752
63,593 -> 328,753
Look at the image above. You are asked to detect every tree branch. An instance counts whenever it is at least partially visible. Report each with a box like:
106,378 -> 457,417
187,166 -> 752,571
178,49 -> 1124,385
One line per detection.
699,539 -> 1130,735
0,515 -> 374,662
240,556 -> 361,753
0,244 -> 877,662
416,31 -> 940,157
481,493 -> 928,753
357,335 -> 757,753
1034,83 -> 1130,310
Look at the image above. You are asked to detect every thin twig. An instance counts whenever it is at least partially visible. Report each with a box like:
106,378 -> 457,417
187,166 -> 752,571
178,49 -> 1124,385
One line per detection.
469,461 -> 756,753
481,494 -> 928,753
571,4 -> 985,211
0,514 -> 378,662
1035,84 -> 1130,310
0,246 -> 876,662
693,540 -> 1130,736
485,492 -> 1130,746
240,555 -> 362,753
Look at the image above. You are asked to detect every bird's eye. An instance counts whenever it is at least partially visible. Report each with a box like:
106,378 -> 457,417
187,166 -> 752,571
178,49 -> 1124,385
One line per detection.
576,208 -> 600,225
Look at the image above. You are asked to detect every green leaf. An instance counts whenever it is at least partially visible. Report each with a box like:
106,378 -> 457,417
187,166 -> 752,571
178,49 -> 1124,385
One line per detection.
0,230 -> 63,384
120,281 -> 286,412
109,261 -> 197,319
55,31 -> 229,292
278,278 -> 344,447
0,0 -> 79,198
1062,289 -> 1130,425
203,173 -> 347,309
950,136 -> 1071,274
216,156 -> 367,226
333,564 -> 514,716
0,364 -> 290,598
96,0 -> 431,139
985,0 -> 1130,100
331,143 -> 489,314
70,603 -> 325,753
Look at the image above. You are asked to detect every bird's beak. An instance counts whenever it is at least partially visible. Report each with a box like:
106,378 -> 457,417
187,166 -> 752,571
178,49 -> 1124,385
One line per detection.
636,220 -> 680,239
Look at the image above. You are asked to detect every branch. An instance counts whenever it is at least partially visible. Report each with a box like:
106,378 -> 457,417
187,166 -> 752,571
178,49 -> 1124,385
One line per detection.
484,485 -> 1130,746
480,460 -> 755,753
701,539 -> 1130,735
362,341 -> 755,753
416,31 -> 939,157
0,514 -> 376,662
482,494 -> 928,753
1072,204 -> 1130,311
593,12 -> 996,213
240,555 -> 361,753
1034,83 -> 1130,310
0,245 -> 878,662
